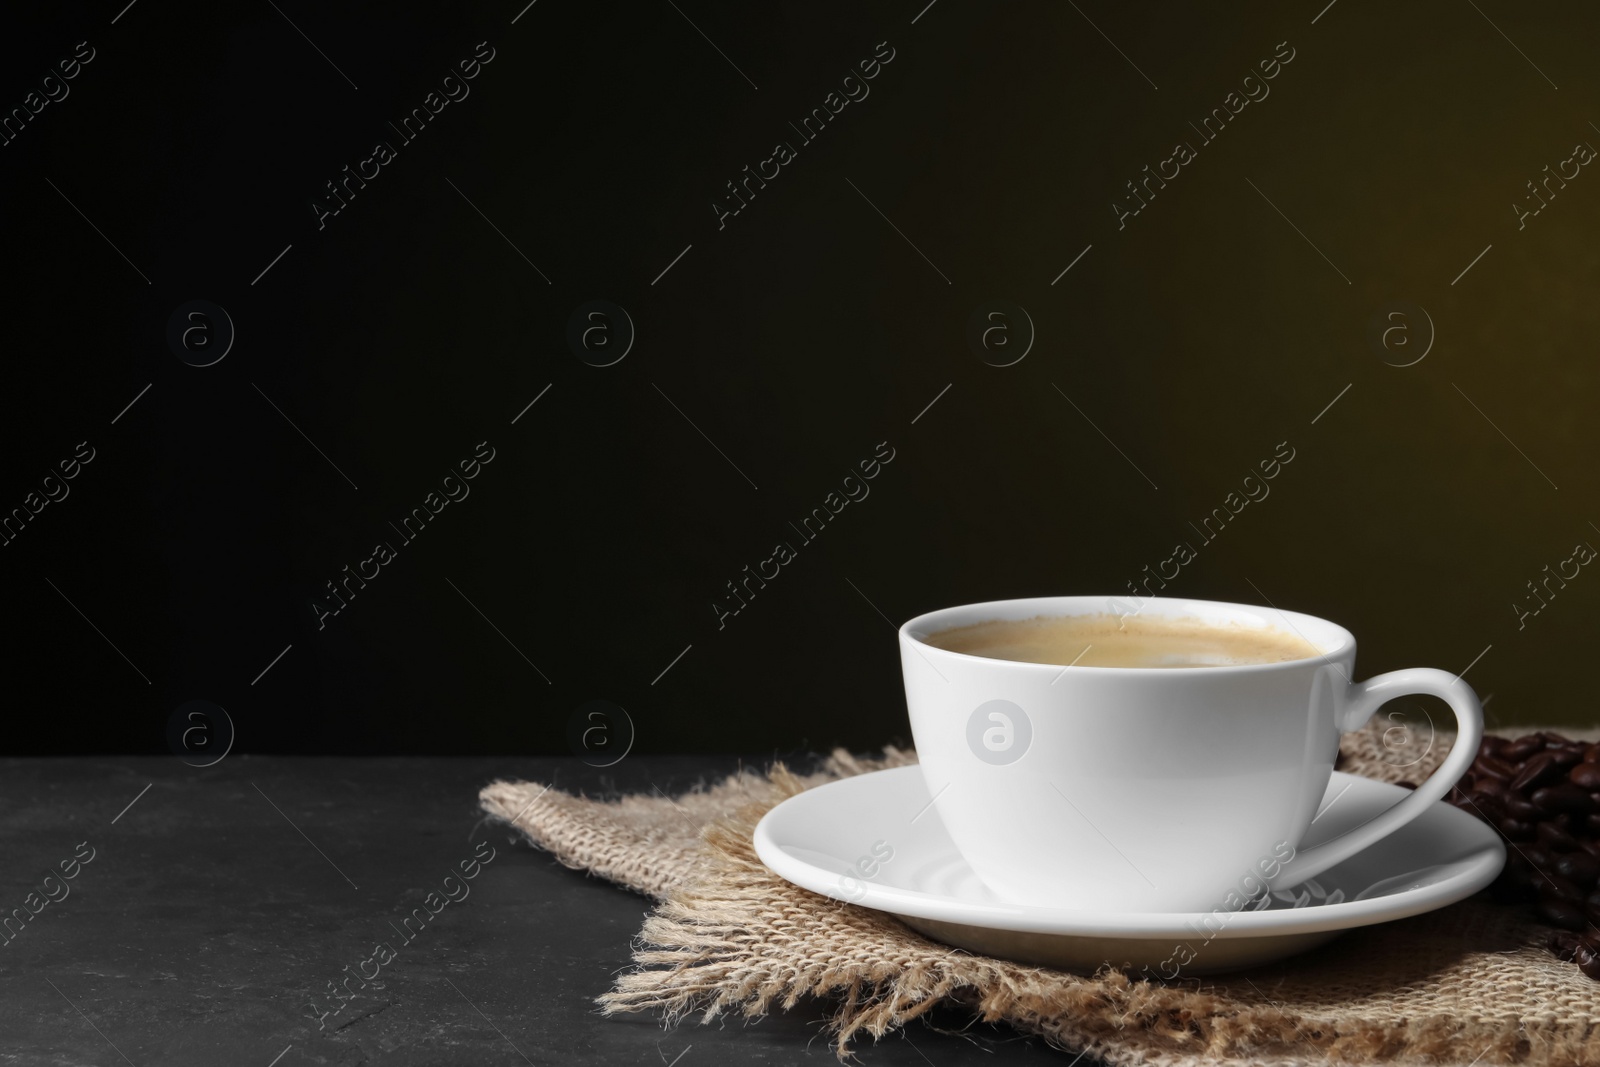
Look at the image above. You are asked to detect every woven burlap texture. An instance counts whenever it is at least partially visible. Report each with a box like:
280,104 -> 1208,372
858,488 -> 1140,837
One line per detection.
479,725 -> 1600,1067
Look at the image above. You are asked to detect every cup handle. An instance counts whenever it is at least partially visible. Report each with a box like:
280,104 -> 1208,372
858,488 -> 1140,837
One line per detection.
1270,667 -> 1483,891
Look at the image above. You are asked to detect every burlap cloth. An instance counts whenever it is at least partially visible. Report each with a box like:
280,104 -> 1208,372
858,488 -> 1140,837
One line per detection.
479,725 -> 1600,1066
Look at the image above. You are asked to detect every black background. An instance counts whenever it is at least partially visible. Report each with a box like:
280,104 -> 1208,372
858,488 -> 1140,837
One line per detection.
4,0 -> 1597,756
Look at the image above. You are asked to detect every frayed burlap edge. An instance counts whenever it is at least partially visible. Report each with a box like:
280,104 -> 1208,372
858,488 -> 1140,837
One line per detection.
480,727 -> 1600,1067
477,749 -> 912,899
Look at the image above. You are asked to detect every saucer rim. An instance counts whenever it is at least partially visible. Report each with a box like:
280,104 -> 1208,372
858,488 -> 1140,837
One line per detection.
753,767 -> 1506,940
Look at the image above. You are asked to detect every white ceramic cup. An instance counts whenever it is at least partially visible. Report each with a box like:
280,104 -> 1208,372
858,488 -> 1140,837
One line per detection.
898,596 -> 1482,913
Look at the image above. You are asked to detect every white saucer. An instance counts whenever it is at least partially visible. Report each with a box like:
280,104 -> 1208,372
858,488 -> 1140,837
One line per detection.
754,767 -> 1505,974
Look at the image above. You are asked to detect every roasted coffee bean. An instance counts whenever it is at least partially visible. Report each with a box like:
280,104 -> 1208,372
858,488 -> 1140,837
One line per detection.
1472,790 -> 1510,812
1555,852 -> 1600,888
1467,792 -> 1503,820
1538,872 -> 1584,904
1536,820 -> 1581,853
1520,864 -> 1550,894
1498,818 -> 1535,841
1532,783 -> 1596,816
1526,846 -> 1552,872
1505,736 -> 1546,762
1478,755 -> 1516,782
1549,929 -> 1583,961
1462,735 -> 1600,980
1512,752 -> 1563,793
1540,898 -> 1590,931
1506,796 -> 1540,821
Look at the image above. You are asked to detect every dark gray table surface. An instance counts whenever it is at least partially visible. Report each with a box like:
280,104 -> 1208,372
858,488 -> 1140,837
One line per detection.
0,756 -> 1072,1066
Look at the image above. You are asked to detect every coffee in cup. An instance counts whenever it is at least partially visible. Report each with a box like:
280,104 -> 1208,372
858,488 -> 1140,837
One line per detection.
922,612 -> 1322,669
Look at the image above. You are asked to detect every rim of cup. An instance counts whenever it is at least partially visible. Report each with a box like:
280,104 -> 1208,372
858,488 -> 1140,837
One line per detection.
899,595 -> 1356,676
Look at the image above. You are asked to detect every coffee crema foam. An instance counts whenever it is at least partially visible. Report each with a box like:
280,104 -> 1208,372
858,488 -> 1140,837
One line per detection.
923,613 -> 1321,669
